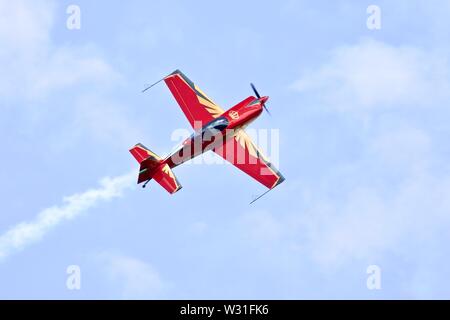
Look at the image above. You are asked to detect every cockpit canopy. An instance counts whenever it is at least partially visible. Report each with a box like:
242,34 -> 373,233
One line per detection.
202,116 -> 229,133
185,116 -> 229,144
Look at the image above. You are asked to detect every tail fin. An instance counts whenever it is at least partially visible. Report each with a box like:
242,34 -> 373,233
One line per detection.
129,143 -> 182,194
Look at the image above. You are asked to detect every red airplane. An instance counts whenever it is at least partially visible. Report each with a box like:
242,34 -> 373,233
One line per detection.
130,70 -> 284,201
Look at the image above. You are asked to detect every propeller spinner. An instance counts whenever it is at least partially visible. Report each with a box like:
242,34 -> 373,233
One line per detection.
250,83 -> 270,115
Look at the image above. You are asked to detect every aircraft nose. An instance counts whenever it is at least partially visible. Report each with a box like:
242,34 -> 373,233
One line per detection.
260,96 -> 269,104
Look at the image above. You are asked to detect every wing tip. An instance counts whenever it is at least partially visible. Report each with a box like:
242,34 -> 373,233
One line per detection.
273,174 -> 285,188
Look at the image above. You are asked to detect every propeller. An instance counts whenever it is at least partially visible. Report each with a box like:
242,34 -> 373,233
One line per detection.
250,83 -> 270,115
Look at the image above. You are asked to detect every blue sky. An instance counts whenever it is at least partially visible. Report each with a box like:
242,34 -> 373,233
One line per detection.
1,0 -> 450,299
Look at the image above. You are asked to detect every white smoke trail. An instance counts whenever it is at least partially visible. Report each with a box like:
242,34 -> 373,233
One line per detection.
0,171 -> 136,261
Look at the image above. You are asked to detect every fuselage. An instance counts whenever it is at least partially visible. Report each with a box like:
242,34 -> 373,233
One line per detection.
165,95 -> 267,168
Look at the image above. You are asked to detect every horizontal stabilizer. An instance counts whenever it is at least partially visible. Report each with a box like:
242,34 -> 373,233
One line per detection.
129,143 -> 161,164
152,164 -> 182,194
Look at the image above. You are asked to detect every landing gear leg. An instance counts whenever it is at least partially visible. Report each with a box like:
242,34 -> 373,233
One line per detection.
142,179 -> 151,188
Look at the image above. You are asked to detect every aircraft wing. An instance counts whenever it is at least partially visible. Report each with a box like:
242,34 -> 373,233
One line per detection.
164,70 -> 224,128
214,130 -> 285,189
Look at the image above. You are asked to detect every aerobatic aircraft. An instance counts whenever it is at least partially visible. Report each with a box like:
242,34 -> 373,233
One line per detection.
130,70 -> 284,201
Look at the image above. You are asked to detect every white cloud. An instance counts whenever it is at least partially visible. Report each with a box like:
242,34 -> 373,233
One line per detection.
254,122 -> 449,271
98,252 -> 168,299
0,0 -> 53,54
292,39 -> 450,111
0,2 -> 139,262
369,126 -> 431,172
302,172 -> 450,268
239,171 -> 450,273
29,46 -> 120,98
0,0 -> 120,101
259,39 -> 450,277
0,172 -> 135,261
0,0 -> 139,151
72,94 -> 143,146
